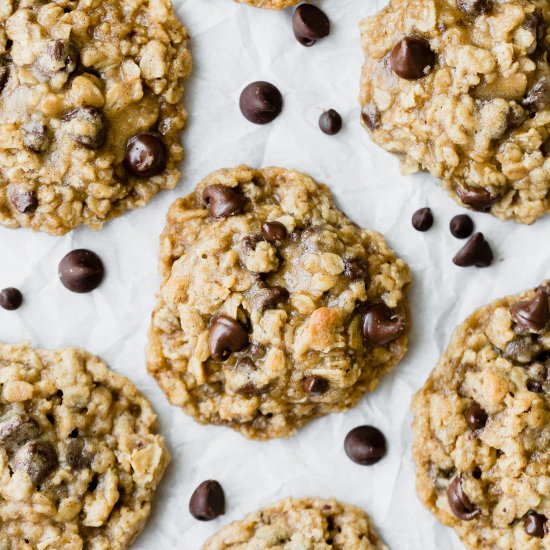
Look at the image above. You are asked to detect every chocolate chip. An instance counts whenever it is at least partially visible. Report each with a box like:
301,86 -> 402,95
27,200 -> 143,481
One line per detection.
523,77 -> 550,112
302,376 -> 329,395
241,235 -> 263,256
456,185 -> 500,211
361,104 -> 380,131
527,378 -> 544,393
344,426 -> 387,465
457,0 -> 489,16
22,123 -> 50,153
62,107 -> 106,150
37,39 -> 78,77
319,109 -> 342,135
524,511 -> 548,538
209,315 -> 248,361
58,249 -> 104,293
511,290 -> 549,332
0,288 -> 23,311
261,221 -> 287,243
292,4 -> 330,47
203,185 -> 247,219
189,480 -> 225,521
12,441 -> 58,485
0,412 -> 39,451
412,207 -> 433,231
523,12 -> 542,54
344,258 -> 369,281
239,82 -> 283,124
10,190 -> 38,214
65,438 -> 91,470
447,475 -> 480,521
124,132 -> 167,177
390,36 -> 435,80
253,286 -> 289,312
502,336 -> 540,364
362,303 -> 406,346
452,233 -> 493,267
464,402 -> 488,431
450,214 -> 474,239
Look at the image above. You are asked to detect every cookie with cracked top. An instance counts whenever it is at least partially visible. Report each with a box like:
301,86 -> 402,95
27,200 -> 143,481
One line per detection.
147,165 -> 411,440
0,0 -> 191,235
413,283 -> 550,549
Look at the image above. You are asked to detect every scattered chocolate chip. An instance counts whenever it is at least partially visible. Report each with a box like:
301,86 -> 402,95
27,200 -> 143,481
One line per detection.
261,221 -> 287,243
344,258 -> 369,281
0,413 -> 39,451
527,378 -> 544,393
390,36 -> 435,80
456,185 -> 500,211
209,315 -> 249,361
361,104 -> 380,131
0,287 -> 23,311
189,480 -> 225,521
452,233 -> 493,267
239,81 -> 283,124
203,185 -> 247,219
362,303 -> 406,346
62,107 -> 106,150
22,123 -> 50,153
292,4 -> 330,47
447,475 -> 480,521
524,511 -> 548,538
523,76 -> 550,112
302,376 -> 329,395
254,286 -> 289,313
412,207 -> 433,231
344,426 -> 387,465
12,441 -> 58,485
319,109 -> 342,135
464,402 -> 488,431
450,214 -> 474,239
124,132 -> 167,177
457,0 -> 489,16
511,290 -> 549,332
58,249 -> 104,293
10,190 -> 38,214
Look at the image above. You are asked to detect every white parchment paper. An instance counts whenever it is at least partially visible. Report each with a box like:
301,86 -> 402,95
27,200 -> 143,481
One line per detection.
1,0 -> 549,548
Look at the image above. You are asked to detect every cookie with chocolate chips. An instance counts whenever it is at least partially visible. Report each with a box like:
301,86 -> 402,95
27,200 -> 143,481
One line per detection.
0,0 -> 191,235
413,283 -> 550,549
147,166 -> 411,440
0,342 -> 169,549
201,497 -> 387,549
235,0 -> 300,8
360,0 -> 550,223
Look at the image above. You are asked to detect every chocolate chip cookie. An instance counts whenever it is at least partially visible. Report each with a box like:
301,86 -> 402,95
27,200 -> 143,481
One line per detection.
413,283 -> 550,549
201,497 -> 387,549
0,342 -> 169,548
360,0 -> 550,224
0,0 -> 191,235
147,165 -> 411,440
235,0 -> 299,8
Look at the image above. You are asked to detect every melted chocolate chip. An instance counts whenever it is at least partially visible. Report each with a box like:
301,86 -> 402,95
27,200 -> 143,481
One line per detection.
456,185 -> 500,212
523,77 -> 550,112
209,315 -> 249,361
361,104 -> 380,131
0,413 -> 39,451
189,480 -> 225,521
524,510 -> 548,538
362,303 -> 406,346
0,287 -> 23,311
502,336 -> 540,364
344,426 -> 387,465
412,207 -> 433,231
203,185 -> 247,219
261,221 -> 287,243
390,36 -> 435,80
125,132 -> 167,177
302,376 -> 329,395
319,109 -> 342,135
12,441 -> 58,485
457,0 -> 489,16
65,438 -> 91,470
344,258 -> 369,281
452,233 -> 493,267
464,402 -> 488,431
450,214 -> 474,239
11,190 -> 38,214
292,4 -> 330,47
447,475 -> 480,521
58,249 -> 104,293
62,107 -> 106,150
239,81 -> 283,124
23,123 -> 50,153
511,290 -> 549,332
254,286 -> 289,312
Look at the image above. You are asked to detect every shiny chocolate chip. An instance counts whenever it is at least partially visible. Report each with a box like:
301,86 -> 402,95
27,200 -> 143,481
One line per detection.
58,249 -> 104,293
344,258 -> 369,281
452,233 -> 493,268
239,81 -> 283,124
0,287 -> 23,311
302,376 -> 329,395
319,109 -> 342,135
11,190 -> 38,214
344,426 -> 387,465
447,475 -> 480,521
362,303 -> 406,346
62,107 -> 106,150
390,36 -> 435,80
203,185 -> 247,219
292,4 -> 330,47
527,378 -> 544,393
524,511 -> 548,538
361,104 -> 380,131
523,76 -> 550,112
209,315 -> 248,361
464,402 -> 488,431
457,0 -> 489,16
450,214 -> 474,239
12,440 -> 58,485
23,123 -> 50,153
456,185 -> 500,212
412,207 -> 433,231
511,290 -> 549,332
261,221 -> 287,243
189,480 -> 225,521
125,132 -> 167,177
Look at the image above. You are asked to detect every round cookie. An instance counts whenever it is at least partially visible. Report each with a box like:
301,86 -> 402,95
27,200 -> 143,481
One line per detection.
0,0 -> 192,235
147,165 -> 411,440
412,283 -> 550,549
201,497 -> 388,549
0,342 -> 170,549
360,0 -> 550,224
235,0 -> 300,8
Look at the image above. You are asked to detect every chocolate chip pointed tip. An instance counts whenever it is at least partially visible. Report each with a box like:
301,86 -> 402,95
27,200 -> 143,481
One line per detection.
452,233 -> 493,267
390,35 -> 435,80
450,214 -> 474,239
511,289 -> 549,332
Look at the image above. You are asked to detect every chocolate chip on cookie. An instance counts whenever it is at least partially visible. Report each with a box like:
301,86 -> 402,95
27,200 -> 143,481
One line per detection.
22,123 -> 50,153
292,4 -> 330,47
239,82 -> 283,124
344,425 -> 387,465
62,107 -> 106,150
203,185 -> 247,218
0,412 -> 39,450
457,0 -> 489,16
361,104 -> 380,131
362,303 -> 406,346
450,214 -> 474,239
447,475 -> 480,521
253,285 -> 289,312
524,511 -> 548,538
65,437 -> 91,470
11,440 -> 58,485
464,402 -> 488,431
456,185 -> 500,211
58,249 -> 105,293
452,233 -> 493,267
36,39 -> 78,77
343,258 -> 369,281
209,315 -> 249,361
390,36 -> 435,80
523,76 -> 550,112
412,207 -> 433,231
0,58 -> 9,94
124,132 -> 167,177
10,190 -> 38,214
189,480 -> 225,521
0,288 -> 23,311
302,376 -> 329,395
261,221 -> 288,243
511,289 -> 549,332
319,109 -> 342,135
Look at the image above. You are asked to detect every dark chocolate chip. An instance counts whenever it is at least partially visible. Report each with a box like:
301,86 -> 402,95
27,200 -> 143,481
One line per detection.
37,39 -> 78,77
464,402 -> 488,431
447,475 -> 480,521
452,233 -> 493,267
412,207 -> 433,231
319,109 -> 342,135
0,288 -> 23,311
11,190 -> 38,214
361,104 -> 380,131
261,221 -> 287,243
343,258 -> 369,281
124,132 -> 167,177
457,0 -> 489,16
523,12 -> 542,54
511,290 -> 549,332
390,36 -> 435,80
254,286 -> 289,312
241,235 -> 263,255
502,336 -> 540,364
523,77 -> 550,112
65,438 -> 91,470
344,426 -> 387,465
302,376 -> 329,395
0,59 -> 9,94
527,378 -> 544,393
12,441 -> 58,485
456,185 -> 500,211
62,107 -> 106,150
203,185 -> 247,219
292,4 -> 330,47
524,511 -> 548,538
239,81 -> 283,124
450,214 -> 474,239
58,249 -> 104,293
362,303 -> 406,346
209,315 -> 249,361
189,480 -> 225,521
22,123 -> 50,153
0,412 -> 39,450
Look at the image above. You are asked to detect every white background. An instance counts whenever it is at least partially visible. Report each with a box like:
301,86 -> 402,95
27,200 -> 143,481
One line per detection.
1,0 -> 549,548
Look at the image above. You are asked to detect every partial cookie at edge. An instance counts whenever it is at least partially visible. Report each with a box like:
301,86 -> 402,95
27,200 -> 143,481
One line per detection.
235,0 -> 299,8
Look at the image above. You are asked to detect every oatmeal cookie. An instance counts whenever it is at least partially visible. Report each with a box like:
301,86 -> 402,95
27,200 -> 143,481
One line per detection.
201,497 -> 387,549
0,342 -> 169,549
0,0 -> 191,235
147,165 -> 411,440
412,283 -> 550,549
360,0 -> 550,224
235,0 -> 300,8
